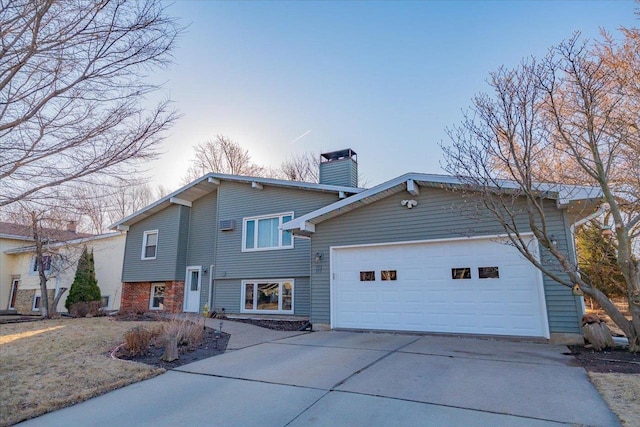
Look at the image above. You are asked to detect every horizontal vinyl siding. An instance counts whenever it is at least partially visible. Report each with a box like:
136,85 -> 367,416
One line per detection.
186,191 -> 218,311
214,181 -> 338,280
319,159 -> 357,188
122,205 -> 184,282
212,277 -> 310,316
310,187 -> 581,334
175,206 -> 190,280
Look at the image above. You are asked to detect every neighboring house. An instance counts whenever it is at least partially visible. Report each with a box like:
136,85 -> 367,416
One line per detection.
113,149 -> 601,343
1,223 -> 125,314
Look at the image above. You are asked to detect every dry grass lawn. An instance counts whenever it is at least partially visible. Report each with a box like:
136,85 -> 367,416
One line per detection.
0,317 -> 164,426
589,372 -> 640,427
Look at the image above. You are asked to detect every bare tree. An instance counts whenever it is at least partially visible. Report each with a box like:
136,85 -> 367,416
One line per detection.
0,0 -> 181,207
443,31 -> 640,351
5,205 -> 86,318
70,179 -> 154,233
182,135 -> 270,183
280,152 -> 320,183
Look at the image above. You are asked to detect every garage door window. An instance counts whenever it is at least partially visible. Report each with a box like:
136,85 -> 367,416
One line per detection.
381,270 -> 397,281
242,280 -> 294,313
451,267 -> 471,279
360,271 -> 375,281
479,266 -> 500,279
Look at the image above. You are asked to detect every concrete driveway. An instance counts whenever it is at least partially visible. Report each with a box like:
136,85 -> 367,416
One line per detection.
19,331 -> 620,427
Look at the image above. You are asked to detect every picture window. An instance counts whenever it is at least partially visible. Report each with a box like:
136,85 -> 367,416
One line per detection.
242,280 -> 294,313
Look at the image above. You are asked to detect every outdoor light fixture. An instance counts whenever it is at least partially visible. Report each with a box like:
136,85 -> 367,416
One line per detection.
401,199 -> 418,209
314,252 -> 323,263
550,235 -> 558,247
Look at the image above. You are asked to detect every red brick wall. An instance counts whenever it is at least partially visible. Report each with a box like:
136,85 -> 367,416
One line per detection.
121,281 -> 186,313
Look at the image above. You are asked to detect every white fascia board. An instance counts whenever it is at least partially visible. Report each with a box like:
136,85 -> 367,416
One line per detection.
169,197 -> 192,207
406,179 -> 420,196
4,232 -> 123,254
0,234 -> 34,242
116,225 -> 129,231
251,181 -> 263,190
207,177 -> 221,185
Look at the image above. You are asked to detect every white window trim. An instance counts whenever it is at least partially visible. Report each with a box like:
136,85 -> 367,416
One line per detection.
242,212 -> 294,252
149,283 -> 165,310
101,295 -> 111,309
241,279 -> 294,314
8,278 -> 19,309
32,293 -> 41,311
30,255 -> 53,275
141,230 -> 159,260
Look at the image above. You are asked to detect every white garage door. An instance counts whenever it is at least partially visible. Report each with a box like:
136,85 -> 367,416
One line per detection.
331,236 -> 549,338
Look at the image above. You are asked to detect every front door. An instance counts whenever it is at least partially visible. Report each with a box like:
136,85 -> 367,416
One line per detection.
184,266 -> 201,312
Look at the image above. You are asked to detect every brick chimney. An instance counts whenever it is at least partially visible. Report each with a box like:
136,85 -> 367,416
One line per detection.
66,220 -> 77,233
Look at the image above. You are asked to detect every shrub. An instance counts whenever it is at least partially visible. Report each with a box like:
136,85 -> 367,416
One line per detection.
124,326 -> 152,356
69,302 -> 89,318
160,319 -> 203,349
66,247 -> 102,311
69,301 -> 104,318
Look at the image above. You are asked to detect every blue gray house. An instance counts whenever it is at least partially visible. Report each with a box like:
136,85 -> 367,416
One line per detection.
113,149 -> 599,343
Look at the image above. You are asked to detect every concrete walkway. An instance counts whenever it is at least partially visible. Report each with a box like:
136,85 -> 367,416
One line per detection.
18,326 -> 620,427
204,318 -> 309,350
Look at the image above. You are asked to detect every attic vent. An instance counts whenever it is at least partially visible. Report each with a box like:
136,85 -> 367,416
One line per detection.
219,219 -> 235,231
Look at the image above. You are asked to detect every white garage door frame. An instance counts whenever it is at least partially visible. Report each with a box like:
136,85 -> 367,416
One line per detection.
329,233 -> 550,338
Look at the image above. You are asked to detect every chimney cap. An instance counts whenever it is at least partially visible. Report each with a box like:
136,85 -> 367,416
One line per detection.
320,148 -> 357,162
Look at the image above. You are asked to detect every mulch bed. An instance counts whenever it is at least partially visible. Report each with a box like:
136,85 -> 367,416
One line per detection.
231,318 -> 310,331
114,326 -> 230,370
567,345 -> 640,374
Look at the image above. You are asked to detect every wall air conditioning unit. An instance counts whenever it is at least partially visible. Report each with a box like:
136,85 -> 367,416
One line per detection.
219,219 -> 235,231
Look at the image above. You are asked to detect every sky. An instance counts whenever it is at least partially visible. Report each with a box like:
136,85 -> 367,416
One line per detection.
148,0 -> 638,191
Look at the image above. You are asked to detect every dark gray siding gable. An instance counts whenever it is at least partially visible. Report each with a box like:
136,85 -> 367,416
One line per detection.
214,181 -> 339,280
309,187 -> 582,334
122,204 -> 188,282
185,191 -> 218,310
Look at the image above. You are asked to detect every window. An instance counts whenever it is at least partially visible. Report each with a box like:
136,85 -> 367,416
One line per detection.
9,278 -> 19,309
100,296 -> 110,308
32,294 -> 41,311
360,271 -> 376,281
31,255 -> 52,273
479,266 -> 500,279
381,270 -> 397,281
150,283 -> 165,310
242,280 -> 294,313
141,230 -> 158,260
451,267 -> 471,280
243,213 -> 293,251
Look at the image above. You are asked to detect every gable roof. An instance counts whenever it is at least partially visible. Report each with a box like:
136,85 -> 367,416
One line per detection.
282,173 -> 603,234
0,222 -> 92,242
110,173 -> 365,230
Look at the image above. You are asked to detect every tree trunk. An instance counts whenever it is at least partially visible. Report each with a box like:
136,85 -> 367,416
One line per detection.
160,335 -> 179,362
50,288 -> 68,317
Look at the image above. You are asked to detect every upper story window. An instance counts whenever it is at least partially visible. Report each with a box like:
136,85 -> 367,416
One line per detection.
31,255 -> 52,274
242,212 -> 293,251
141,230 -> 158,260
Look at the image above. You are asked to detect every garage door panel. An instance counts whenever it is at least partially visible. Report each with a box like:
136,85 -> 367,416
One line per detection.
332,238 -> 548,338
